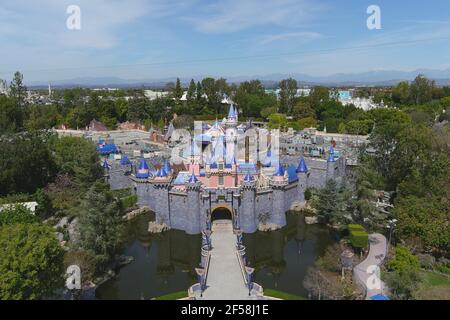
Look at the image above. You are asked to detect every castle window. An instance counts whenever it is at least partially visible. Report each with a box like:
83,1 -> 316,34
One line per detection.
219,163 -> 224,170
219,176 -> 224,186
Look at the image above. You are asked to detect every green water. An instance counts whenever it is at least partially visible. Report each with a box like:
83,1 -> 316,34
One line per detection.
96,212 -> 336,299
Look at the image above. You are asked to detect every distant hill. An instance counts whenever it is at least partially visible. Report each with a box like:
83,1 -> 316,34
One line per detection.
26,68 -> 450,89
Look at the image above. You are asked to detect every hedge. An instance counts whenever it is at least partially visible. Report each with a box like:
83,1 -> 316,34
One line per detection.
349,230 -> 369,249
348,224 -> 365,232
120,195 -> 138,209
153,291 -> 188,300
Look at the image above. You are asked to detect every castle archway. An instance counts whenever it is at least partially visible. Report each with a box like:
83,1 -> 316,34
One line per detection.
211,206 -> 233,222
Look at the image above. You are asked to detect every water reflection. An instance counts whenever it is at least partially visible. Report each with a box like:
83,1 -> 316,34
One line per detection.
96,211 -> 336,299
243,212 -> 336,297
96,213 -> 201,300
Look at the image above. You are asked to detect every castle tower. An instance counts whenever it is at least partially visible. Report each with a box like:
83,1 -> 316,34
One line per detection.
296,157 -> 308,202
134,158 -> 152,208
270,163 -> 288,228
185,174 -> 202,235
326,146 -> 336,180
102,159 -> 110,183
240,173 -> 257,233
188,140 -> 201,175
149,166 -> 172,227
225,104 -> 238,163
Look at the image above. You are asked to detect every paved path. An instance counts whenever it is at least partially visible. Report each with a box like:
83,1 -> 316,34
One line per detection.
353,233 -> 388,299
196,220 -> 257,300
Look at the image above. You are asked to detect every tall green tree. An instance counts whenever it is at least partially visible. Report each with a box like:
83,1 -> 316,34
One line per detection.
278,78 -> 297,114
186,79 -> 196,102
173,77 -> 183,101
409,75 -> 434,105
77,182 -> 123,271
0,224 -> 64,300
0,131 -> 57,196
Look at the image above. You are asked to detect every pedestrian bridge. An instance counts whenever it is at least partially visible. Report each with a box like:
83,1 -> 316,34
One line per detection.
188,220 -> 263,300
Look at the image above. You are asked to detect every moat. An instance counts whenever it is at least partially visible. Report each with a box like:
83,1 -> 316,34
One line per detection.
96,212 -> 337,300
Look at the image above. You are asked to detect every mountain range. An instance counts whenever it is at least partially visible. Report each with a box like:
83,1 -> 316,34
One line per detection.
27,68 -> 450,89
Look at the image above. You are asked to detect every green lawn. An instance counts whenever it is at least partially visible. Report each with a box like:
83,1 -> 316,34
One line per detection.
153,291 -> 188,300
263,289 -> 307,300
422,271 -> 450,286
418,271 -> 450,300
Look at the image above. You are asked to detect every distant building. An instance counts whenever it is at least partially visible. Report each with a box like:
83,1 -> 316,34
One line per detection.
144,90 -> 169,100
87,119 -> 108,132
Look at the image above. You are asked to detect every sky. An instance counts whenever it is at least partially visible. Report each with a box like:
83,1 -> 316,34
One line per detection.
1,0 -> 450,82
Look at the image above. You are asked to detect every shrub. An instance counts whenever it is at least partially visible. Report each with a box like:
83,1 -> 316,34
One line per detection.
349,231 -> 369,249
348,224 -> 368,249
120,195 -> 138,209
0,204 -> 39,226
304,188 -> 313,201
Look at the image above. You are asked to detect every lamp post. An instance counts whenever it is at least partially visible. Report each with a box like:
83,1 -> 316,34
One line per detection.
245,266 -> 255,296
195,267 -> 205,297
386,219 -> 397,250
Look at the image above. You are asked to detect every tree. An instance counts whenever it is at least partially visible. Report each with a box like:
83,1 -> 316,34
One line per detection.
268,113 -> 288,129
278,78 -> 297,114
297,117 -> 318,129
49,136 -> 103,189
0,131 -> 57,196
77,182 -> 123,271
392,81 -> 410,105
186,79 -> 196,102
385,245 -> 422,300
0,204 -> 39,226
293,101 -> 315,120
309,86 -> 330,116
313,179 -> 349,225
260,106 -> 277,119
0,95 -> 24,133
384,268 -> 422,300
173,77 -> 183,101
410,75 -> 434,105
0,224 -> 64,299
367,108 -> 411,188
9,71 -> 27,110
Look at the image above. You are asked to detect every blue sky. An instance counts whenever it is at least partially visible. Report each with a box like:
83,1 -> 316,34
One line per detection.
1,0 -> 450,82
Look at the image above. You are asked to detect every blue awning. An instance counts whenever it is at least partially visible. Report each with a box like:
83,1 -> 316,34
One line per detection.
369,294 -> 390,300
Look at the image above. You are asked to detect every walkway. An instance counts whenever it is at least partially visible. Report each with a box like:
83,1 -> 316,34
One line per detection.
353,233 -> 388,299
196,220 -> 258,300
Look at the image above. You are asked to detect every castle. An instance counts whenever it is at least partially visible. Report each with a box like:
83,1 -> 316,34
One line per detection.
104,104 -> 345,235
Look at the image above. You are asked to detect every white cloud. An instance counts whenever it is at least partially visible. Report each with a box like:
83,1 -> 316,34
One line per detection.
185,0 -> 326,34
259,31 -> 323,45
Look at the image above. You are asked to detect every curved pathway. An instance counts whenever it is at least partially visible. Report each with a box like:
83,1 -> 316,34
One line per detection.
353,233 -> 388,299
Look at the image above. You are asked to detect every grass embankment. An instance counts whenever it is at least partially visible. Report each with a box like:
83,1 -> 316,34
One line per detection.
263,289 -> 306,300
417,271 -> 450,300
153,291 -> 188,300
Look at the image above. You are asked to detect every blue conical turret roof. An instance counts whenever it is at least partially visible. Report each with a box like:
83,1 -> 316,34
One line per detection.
156,166 -> 168,177
102,159 -> 110,169
244,172 -> 254,182
296,158 -> 308,173
120,155 -> 131,166
228,104 -> 237,119
262,149 -> 272,167
136,158 -> 150,179
163,160 -> 171,173
273,163 -> 285,176
138,158 -> 149,170
188,174 -> 198,183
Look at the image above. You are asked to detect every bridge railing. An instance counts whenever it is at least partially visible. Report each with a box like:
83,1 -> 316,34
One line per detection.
235,242 -> 264,297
